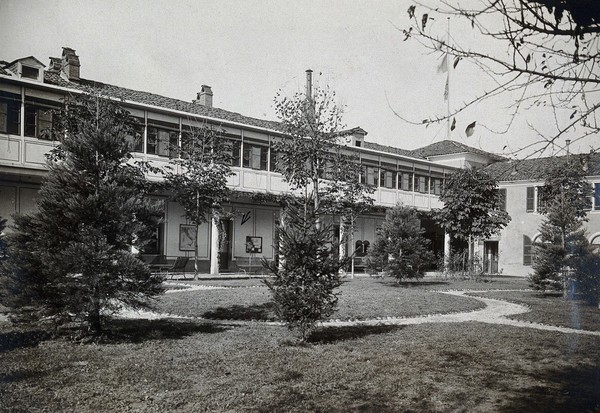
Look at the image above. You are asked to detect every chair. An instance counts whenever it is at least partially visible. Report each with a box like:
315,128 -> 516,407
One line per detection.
164,257 -> 190,279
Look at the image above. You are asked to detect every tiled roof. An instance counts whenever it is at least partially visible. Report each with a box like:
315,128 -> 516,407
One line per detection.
43,72 -> 283,133
409,140 -> 507,162
485,153 -> 600,181
363,141 -> 416,158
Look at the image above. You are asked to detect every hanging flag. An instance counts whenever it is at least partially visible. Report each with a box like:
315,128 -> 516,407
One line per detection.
437,54 -> 448,73
443,75 -> 449,101
465,121 -> 476,137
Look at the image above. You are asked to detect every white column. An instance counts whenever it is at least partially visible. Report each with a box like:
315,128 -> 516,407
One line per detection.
339,218 -> 347,260
444,231 -> 451,271
210,213 -> 220,275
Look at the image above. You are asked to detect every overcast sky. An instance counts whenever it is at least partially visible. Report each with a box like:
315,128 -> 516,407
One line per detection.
0,0 -> 593,158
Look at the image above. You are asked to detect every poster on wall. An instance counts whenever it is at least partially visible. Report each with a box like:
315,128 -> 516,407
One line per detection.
179,224 -> 197,251
245,236 -> 262,254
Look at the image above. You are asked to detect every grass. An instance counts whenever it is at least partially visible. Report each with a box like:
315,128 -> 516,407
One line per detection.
1,276 -> 599,412
157,277 -> 487,321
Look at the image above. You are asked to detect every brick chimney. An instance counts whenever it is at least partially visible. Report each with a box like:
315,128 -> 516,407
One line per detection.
305,69 -> 313,100
61,47 -> 80,81
49,57 -> 62,72
194,85 -> 213,107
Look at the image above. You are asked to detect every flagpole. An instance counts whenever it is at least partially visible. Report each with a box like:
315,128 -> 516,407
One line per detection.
446,17 -> 451,141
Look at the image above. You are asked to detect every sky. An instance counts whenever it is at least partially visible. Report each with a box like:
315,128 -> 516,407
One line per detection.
0,0 -> 595,159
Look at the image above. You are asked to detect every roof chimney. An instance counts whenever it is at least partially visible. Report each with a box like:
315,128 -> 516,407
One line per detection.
194,85 -> 213,107
49,57 -> 62,72
61,47 -> 80,81
305,69 -> 313,100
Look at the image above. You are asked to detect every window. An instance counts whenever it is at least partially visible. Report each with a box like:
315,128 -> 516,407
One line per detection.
147,124 -> 178,157
591,236 -> 600,255
523,235 -> 532,266
415,175 -> 429,193
399,171 -> 413,191
595,183 -> 600,211
380,169 -> 396,189
362,166 -> 379,186
21,65 -> 40,80
125,121 -> 144,153
431,177 -> 443,195
0,92 -> 20,135
498,188 -> 507,211
526,187 -> 535,212
243,142 -> 268,170
227,139 -> 241,167
24,98 -> 60,140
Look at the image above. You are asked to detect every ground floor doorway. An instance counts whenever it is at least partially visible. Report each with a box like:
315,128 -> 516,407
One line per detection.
483,241 -> 499,274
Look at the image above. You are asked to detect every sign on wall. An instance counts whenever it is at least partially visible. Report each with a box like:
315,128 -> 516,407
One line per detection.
245,236 -> 262,254
179,224 -> 197,251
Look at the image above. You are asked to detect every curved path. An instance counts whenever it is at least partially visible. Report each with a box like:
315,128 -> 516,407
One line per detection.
320,290 -> 600,337
114,287 -> 600,337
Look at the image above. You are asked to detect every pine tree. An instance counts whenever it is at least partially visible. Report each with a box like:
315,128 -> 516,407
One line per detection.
530,157 -> 595,296
0,93 -> 163,334
366,205 -> 434,281
263,198 -> 344,341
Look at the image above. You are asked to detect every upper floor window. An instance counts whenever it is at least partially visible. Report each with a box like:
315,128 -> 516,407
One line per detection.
0,92 -> 21,135
380,169 -> 396,189
243,141 -> 268,170
24,97 -> 60,140
227,139 -> 241,167
431,177 -> 443,196
362,165 -> 379,187
415,175 -> 429,194
399,171 -> 413,192
21,65 -> 40,80
594,183 -> 600,211
125,121 -> 144,153
498,188 -> 507,211
526,186 -> 535,212
148,123 -> 178,157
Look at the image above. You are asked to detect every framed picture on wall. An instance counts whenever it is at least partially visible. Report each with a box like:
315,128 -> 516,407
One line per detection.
179,224 -> 197,251
245,236 -> 262,254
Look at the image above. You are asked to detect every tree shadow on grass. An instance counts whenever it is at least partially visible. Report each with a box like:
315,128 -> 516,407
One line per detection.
0,329 -> 53,353
202,302 -> 276,321
382,280 -> 450,288
308,324 -> 406,344
100,318 -> 229,344
500,364 -> 600,412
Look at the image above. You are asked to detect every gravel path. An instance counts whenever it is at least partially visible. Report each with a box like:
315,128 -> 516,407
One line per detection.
320,290 -> 600,337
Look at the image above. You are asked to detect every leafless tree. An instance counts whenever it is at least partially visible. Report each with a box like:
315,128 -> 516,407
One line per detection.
400,0 -> 599,157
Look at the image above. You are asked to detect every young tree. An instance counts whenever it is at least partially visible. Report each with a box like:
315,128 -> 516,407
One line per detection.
263,198 -> 344,341
366,204 -> 435,281
402,2 -> 599,155
165,123 -> 233,279
0,93 -> 163,334
273,83 -> 345,220
436,168 -> 510,269
530,157 -> 595,295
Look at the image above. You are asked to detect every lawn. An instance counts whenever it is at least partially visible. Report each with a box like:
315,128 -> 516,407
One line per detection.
1,276 -> 599,413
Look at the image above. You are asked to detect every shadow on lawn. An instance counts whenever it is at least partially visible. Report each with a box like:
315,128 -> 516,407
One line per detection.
203,302 -> 276,321
0,329 -> 52,353
308,324 -> 405,344
382,280 -> 450,288
102,318 -> 229,343
500,364 -> 600,412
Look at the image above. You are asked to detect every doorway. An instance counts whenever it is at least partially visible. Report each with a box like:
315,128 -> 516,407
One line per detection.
483,241 -> 499,274
219,219 -> 233,270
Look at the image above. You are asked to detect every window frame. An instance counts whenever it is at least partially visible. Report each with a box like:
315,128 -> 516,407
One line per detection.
0,92 -> 21,135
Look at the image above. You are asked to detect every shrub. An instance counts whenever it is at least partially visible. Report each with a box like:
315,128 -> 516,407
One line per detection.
365,205 -> 434,281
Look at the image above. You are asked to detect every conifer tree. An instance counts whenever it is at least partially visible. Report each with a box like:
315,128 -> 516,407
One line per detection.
366,204 -> 434,281
263,198 -> 344,341
530,157 -> 595,296
0,93 -> 163,334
